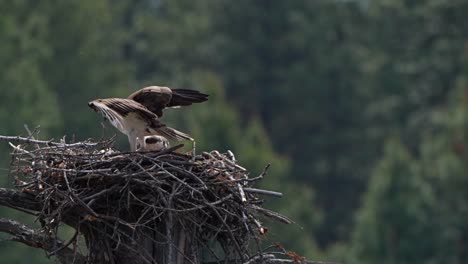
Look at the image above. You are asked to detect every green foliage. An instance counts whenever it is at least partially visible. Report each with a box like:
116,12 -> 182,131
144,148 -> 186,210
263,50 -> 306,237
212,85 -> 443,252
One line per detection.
208,0 -> 371,246
37,0 -> 132,137
351,82 -> 468,264
0,0 -> 62,136
350,140 -> 437,264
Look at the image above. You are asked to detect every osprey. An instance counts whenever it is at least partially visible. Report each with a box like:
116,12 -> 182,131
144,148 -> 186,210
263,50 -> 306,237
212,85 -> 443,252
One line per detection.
88,86 -> 208,151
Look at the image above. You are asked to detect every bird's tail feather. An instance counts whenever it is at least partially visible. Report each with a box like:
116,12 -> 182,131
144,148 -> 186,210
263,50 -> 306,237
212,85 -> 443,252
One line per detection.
170,89 -> 209,106
158,126 -> 193,141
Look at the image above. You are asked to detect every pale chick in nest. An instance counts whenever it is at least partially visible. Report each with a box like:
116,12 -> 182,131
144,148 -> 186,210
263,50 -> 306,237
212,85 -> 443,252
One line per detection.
136,135 -> 170,152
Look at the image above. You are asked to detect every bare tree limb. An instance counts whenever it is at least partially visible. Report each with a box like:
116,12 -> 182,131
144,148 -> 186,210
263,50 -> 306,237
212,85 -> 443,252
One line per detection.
0,135 -> 98,147
243,188 -> 283,197
249,205 -> 293,224
0,188 -> 40,213
0,218 -> 85,264
239,253 -> 337,264
263,261 -> 336,264
205,256 -> 335,264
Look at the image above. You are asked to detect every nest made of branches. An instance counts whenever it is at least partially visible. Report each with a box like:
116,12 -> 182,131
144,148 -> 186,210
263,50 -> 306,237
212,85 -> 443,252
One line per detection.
7,137 -> 294,264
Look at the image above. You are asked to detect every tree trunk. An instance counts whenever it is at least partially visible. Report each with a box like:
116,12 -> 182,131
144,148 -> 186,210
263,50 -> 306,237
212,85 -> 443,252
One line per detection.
81,213 -> 200,264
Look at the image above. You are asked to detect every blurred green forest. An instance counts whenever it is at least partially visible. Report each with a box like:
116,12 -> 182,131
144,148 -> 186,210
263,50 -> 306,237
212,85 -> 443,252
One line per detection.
1,0 -> 468,263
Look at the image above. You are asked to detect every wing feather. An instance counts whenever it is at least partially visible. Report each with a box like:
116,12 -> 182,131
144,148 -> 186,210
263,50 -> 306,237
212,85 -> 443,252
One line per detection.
128,86 -> 208,117
88,98 -> 191,141
157,126 -> 193,141
168,88 -> 209,107
88,100 -> 126,133
127,87 -> 172,117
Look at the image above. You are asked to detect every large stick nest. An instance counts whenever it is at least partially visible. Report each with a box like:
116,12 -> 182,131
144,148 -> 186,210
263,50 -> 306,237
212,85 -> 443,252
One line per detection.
7,138 -> 295,264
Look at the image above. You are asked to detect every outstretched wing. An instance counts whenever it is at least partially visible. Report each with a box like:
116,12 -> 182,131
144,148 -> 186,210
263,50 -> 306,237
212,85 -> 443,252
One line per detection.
88,98 -> 192,141
128,86 -> 208,117
88,98 -> 164,132
88,99 -> 128,134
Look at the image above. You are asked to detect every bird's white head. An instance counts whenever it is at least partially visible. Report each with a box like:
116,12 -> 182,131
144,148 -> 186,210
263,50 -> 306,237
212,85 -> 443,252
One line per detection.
137,135 -> 170,152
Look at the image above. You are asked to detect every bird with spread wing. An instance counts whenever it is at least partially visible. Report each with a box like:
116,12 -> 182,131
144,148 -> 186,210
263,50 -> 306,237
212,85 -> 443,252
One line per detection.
88,86 -> 208,152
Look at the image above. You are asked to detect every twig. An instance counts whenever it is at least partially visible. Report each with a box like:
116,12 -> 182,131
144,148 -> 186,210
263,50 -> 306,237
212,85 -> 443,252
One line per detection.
0,135 -> 98,147
244,188 -> 283,197
250,205 -> 293,225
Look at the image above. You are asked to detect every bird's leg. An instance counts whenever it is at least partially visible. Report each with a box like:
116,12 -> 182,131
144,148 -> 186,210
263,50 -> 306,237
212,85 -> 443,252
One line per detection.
191,139 -> 196,158
134,137 -> 142,152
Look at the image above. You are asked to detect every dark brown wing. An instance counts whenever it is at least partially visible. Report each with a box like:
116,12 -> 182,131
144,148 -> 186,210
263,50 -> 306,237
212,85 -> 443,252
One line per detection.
168,88 -> 209,107
128,86 -> 209,117
127,87 -> 172,117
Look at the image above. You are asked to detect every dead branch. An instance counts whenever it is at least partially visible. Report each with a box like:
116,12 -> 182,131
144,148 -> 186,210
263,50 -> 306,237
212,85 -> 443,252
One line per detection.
243,188 -> 283,197
0,135 -> 98,147
0,188 -> 40,213
0,218 -> 86,264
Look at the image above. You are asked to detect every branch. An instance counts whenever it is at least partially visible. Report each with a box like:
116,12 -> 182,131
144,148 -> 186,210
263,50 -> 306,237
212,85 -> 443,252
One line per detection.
0,135 -> 97,147
0,218 -> 86,264
250,205 -> 293,224
263,260 -> 336,264
0,188 -> 40,213
204,257 -> 335,264
243,187 -> 283,197
240,253 -> 336,264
